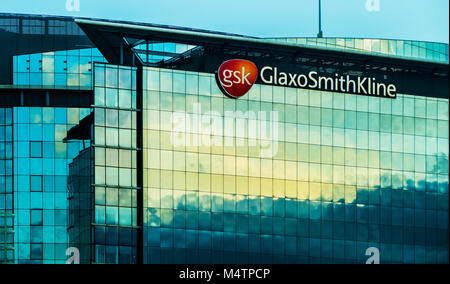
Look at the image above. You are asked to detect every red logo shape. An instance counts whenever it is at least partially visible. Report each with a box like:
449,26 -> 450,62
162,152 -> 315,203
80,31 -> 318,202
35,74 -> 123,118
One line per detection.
217,59 -> 258,99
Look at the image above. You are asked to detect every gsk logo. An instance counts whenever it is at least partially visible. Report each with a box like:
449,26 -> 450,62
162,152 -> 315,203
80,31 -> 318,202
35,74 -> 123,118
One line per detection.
217,59 -> 258,99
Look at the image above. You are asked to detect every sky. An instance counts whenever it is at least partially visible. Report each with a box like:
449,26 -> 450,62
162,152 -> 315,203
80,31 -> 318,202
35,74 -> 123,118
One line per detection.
1,0 -> 448,43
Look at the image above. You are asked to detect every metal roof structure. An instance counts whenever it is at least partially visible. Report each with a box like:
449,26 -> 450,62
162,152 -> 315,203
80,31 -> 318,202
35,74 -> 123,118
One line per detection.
75,18 -> 449,99
75,19 -> 449,70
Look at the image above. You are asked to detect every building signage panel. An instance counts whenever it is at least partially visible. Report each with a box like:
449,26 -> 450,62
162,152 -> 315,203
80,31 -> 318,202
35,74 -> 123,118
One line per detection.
216,59 -> 397,99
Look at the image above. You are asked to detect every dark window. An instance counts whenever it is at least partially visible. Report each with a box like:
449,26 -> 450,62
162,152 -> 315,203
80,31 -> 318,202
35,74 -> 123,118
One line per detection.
30,142 -> 42,158
30,244 -> 43,260
30,209 -> 43,226
30,175 -> 43,192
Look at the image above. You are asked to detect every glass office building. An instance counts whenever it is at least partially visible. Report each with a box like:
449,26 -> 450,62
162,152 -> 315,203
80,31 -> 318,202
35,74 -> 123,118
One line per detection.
0,13 -> 448,264
141,68 -> 449,264
1,14 -> 95,264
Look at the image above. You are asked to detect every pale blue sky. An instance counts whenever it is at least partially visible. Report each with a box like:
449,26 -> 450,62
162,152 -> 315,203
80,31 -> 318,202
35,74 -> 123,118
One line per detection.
1,0 -> 448,43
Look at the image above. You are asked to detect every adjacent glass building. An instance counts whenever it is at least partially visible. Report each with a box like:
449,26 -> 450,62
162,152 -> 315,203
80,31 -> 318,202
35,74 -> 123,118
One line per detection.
0,13 -> 448,264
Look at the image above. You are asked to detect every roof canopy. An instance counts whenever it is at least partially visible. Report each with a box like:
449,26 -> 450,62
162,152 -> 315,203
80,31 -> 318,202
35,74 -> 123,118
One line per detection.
75,18 -> 449,98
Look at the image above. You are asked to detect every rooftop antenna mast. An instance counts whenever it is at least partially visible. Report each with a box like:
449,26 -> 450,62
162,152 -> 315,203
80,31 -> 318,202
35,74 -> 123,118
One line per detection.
317,0 -> 323,38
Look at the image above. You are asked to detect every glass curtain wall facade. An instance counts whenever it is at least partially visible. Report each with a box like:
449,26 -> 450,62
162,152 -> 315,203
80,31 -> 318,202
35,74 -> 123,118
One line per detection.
268,38 -> 449,64
0,109 -> 13,216
1,13 -> 96,264
0,212 -> 14,263
12,107 -> 90,264
141,67 -> 449,264
13,48 -> 106,88
0,108 -> 14,263
68,147 -> 92,264
91,63 -> 139,264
